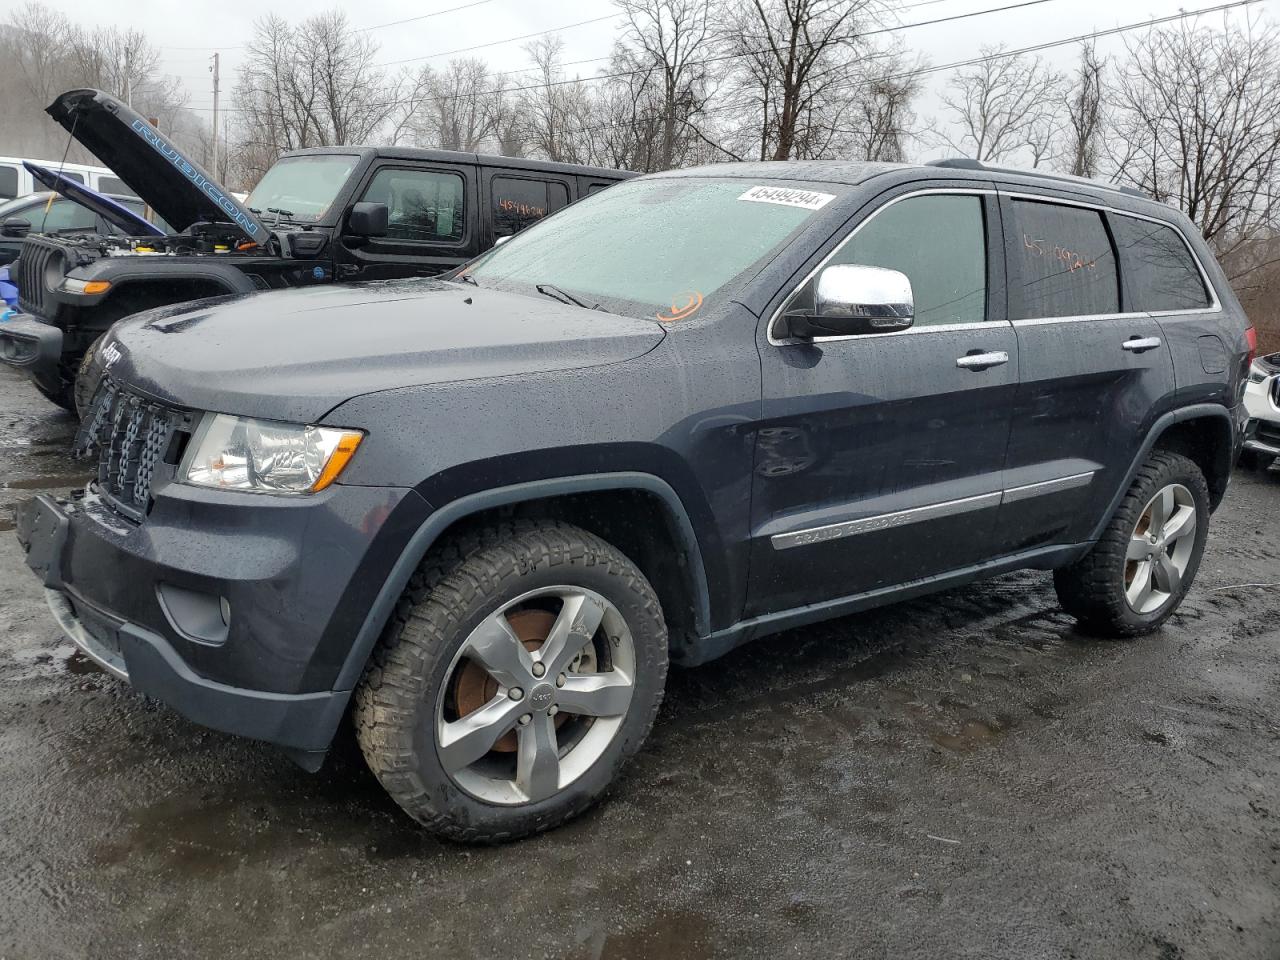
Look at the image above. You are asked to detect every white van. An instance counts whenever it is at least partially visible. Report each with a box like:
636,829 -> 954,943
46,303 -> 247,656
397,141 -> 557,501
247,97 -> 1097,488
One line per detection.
0,156 -> 136,200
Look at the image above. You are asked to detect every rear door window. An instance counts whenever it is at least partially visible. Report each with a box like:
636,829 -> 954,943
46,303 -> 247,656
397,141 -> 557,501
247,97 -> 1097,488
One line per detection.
1109,214 -> 1210,312
493,177 -> 569,237
0,165 -> 16,199
359,167 -> 465,244
1010,199 -> 1119,319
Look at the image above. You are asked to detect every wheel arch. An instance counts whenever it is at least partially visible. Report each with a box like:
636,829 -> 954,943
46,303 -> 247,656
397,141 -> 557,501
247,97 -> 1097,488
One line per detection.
332,472 -> 712,693
1089,403 -> 1237,543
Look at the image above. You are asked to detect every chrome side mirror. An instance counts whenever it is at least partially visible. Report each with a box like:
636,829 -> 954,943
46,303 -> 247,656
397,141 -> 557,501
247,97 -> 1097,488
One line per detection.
779,264 -> 914,339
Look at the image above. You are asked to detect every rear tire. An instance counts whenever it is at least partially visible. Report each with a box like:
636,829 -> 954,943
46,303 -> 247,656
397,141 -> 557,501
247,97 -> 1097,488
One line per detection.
353,521 -> 668,843
1054,451 -> 1209,638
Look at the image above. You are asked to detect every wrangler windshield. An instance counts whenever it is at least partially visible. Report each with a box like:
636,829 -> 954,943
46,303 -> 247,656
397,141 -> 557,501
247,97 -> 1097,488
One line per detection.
245,154 -> 358,222
466,178 -> 843,320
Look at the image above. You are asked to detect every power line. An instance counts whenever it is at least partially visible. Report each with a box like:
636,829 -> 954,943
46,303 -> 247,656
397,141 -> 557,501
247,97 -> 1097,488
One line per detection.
181,0 -> 1067,113
179,0 -> 1263,168
356,0 -> 500,32
378,13 -> 623,67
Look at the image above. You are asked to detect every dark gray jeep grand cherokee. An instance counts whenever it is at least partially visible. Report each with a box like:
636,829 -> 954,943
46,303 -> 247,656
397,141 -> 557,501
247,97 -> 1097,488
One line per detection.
15,159 -> 1253,842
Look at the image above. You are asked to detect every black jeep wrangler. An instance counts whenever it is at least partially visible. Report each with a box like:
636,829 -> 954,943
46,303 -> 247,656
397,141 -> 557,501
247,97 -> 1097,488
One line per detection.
0,88 -> 631,413
16,159 -> 1252,842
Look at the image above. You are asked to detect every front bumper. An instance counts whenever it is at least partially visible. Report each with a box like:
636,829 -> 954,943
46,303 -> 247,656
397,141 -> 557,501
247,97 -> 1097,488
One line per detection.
15,482 -> 430,760
0,313 -> 64,395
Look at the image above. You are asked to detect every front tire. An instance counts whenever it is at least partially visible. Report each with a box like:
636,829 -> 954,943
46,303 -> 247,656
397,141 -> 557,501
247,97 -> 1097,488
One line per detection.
354,521 -> 668,843
73,333 -> 108,419
1054,451 -> 1209,637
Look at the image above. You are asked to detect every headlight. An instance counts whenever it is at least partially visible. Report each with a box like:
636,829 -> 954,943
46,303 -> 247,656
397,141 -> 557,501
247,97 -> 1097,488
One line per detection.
1248,362 -> 1268,384
181,414 -> 364,494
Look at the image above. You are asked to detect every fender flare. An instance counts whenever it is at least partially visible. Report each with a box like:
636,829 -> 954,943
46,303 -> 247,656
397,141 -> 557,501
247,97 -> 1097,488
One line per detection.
1087,402 -> 1237,543
331,471 -> 712,692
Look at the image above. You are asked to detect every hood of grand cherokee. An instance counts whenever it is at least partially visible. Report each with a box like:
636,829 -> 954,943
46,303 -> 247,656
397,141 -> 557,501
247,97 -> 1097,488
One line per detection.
102,279 -> 666,423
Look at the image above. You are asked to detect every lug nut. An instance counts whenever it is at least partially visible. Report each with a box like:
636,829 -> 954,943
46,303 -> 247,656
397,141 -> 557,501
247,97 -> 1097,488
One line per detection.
556,674 -> 566,688
532,662 -> 546,678
518,714 -> 532,725
548,705 -> 559,717
508,687 -> 524,701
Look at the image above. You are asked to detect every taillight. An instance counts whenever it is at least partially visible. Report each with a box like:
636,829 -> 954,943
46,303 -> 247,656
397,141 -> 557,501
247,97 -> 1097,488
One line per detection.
1246,325 -> 1257,367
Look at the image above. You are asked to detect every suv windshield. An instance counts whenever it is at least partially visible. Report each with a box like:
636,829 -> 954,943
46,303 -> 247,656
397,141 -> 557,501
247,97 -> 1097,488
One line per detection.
245,154 -> 358,222
467,177 -> 844,320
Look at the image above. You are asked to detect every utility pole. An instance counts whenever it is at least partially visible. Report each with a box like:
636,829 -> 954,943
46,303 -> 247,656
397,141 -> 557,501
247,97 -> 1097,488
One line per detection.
210,52 -> 221,177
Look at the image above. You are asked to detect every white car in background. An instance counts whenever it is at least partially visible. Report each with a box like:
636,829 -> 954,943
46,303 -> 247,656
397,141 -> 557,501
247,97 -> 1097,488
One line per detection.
1241,351 -> 1280,469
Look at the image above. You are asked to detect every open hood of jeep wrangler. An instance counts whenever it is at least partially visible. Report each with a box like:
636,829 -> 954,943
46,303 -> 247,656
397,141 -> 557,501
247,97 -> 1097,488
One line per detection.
24,161 -> 165,238
46,88 -> 270,244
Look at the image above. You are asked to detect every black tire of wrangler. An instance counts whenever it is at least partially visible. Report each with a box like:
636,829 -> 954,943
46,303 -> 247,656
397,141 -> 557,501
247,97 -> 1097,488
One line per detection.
73,332 -> 108,420
32,378 -> 75,413
353,520 -> 668,844
1053,450 -> 1210,638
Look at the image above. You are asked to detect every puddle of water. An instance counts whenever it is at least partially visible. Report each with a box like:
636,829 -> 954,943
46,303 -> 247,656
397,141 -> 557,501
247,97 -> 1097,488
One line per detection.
593,909 -> 717,960
931,718 -> 1008,753
64,653 -> 104,676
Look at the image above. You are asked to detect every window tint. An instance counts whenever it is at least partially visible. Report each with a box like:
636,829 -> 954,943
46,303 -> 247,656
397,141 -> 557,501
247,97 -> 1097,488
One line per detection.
57,171 -> 85,185
99,176 -> 135,197
1011,200 -> 1118,319
360,167 -> 465,243
587,182 -> 612,196
824,193 -> 988,327
0,166 -> 16,199
1110,215 -> 1209,312
493,177 -> 569,237
35,199 -> 96,232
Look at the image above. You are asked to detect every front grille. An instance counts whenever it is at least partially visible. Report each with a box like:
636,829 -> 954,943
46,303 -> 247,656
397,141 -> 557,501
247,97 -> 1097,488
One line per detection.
1271,375 -> 1280,409
15,237 -> 60,317
75,378 -> 190,520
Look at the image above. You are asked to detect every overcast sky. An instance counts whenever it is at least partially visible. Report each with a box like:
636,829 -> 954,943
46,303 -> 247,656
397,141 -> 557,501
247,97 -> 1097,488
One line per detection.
55,0 -> 1280,158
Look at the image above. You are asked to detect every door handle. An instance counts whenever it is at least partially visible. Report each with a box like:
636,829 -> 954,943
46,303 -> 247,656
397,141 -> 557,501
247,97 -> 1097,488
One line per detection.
955,351 -> 1009,370
1122,336 -> 1162,353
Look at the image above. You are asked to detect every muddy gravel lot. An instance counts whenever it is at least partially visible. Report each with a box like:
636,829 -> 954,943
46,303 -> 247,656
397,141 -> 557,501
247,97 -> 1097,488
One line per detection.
0,364 -> 1277,960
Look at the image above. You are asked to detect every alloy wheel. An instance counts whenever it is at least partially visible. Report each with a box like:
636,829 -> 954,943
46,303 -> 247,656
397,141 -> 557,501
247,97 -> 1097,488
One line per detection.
1124,483 -> 1197,614
434,586 -> 636,805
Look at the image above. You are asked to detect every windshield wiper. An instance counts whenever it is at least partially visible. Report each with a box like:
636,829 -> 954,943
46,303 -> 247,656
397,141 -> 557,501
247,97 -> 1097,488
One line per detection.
455,273 -> 478,286
535,282 -> 601,311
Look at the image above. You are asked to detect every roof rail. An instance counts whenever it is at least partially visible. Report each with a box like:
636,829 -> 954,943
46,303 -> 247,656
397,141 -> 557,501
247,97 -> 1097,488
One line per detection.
925,157 -> 1149,199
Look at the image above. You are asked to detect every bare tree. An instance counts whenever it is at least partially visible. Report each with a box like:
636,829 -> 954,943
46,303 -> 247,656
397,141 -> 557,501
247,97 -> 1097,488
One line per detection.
517,36 -> 596,164
1063,42 -> 1106,178
722,0 -> 881,161
610,0 -> 716,171
1108,17 -> 1280,264
232,11 -> 424,183
940,47 -> 1063,166
848,47 -> 923,163
410,59 -> 502,152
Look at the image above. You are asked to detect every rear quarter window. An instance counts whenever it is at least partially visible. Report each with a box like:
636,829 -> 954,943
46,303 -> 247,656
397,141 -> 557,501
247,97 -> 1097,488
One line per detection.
0,165 -> 16,199
1011,199 -> 1119,319
1110,215 -> 1210,312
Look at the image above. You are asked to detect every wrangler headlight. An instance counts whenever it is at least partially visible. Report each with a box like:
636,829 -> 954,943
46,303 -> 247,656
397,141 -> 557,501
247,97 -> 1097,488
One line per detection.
181,414 -> 364,494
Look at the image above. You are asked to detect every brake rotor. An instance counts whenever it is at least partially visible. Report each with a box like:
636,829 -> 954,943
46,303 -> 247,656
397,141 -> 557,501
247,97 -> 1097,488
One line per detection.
452,608 -> 596,753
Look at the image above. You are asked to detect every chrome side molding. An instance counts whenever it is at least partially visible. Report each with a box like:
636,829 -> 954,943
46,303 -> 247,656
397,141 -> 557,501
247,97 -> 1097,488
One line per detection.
771,471 -> 1096,550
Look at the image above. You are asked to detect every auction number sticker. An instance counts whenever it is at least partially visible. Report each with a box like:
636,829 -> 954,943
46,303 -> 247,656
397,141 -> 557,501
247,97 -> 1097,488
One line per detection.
738,185 -> 835,211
